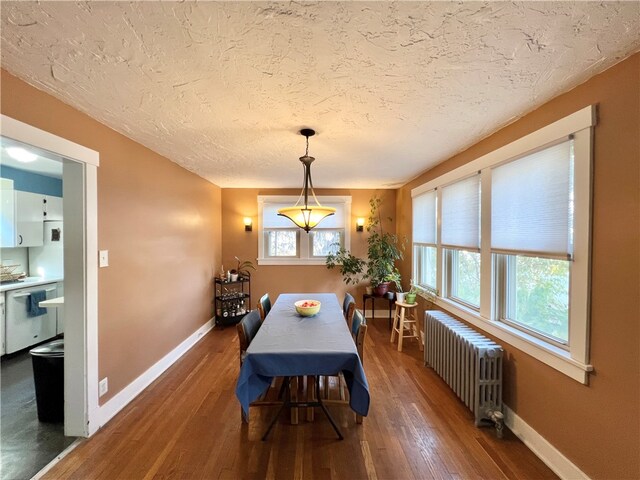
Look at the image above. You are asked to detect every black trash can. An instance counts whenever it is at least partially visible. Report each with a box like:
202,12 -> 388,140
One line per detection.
30,339 -> 64,423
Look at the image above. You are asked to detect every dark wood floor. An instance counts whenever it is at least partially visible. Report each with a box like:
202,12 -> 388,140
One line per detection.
44,318 -> 557,479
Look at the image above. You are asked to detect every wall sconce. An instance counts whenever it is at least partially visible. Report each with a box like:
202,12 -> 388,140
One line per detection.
244,217 -> 253,232
356,217 -> 365,232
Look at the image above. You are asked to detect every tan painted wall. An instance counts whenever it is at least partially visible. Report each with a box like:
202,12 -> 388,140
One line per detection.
396,53 -> 640,478
1,70 -> 222,405
221,189 -> 398,307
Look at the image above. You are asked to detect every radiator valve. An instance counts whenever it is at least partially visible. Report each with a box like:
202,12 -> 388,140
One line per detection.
487,410 -> 504,438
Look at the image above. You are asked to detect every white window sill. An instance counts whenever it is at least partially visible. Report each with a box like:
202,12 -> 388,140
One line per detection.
433,297 -> 593,384
257,258 -> 329,266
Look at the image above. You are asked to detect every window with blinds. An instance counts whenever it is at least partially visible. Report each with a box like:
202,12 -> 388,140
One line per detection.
412,190 -> 437,290
409,105 -> 594,383
441,174 -> 481,308
258,195 -> 351,265
492,139 -> 574,345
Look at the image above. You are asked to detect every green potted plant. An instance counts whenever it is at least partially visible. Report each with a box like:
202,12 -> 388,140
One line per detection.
405,285 -> 418,304
324,248 -> 366,285
326,196 -> 405,295
233,256 -> 256,280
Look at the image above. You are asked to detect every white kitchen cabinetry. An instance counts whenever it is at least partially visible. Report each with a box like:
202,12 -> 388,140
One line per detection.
44,195 -> 63,221
15,191 -> 44,246
0,189 -> 44,247
0,180 -> 16,247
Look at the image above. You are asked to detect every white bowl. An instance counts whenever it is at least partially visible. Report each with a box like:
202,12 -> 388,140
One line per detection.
294,299 -> 321,317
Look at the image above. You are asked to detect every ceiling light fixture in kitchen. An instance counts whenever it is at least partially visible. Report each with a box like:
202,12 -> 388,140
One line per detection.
278,129 -> 336,232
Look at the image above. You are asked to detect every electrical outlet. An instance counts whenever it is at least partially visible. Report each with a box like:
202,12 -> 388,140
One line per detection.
99,377 -> 108,397
99,250 -> 109,268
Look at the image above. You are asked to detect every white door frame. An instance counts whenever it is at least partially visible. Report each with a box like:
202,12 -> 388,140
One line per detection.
1,114 -> 99,436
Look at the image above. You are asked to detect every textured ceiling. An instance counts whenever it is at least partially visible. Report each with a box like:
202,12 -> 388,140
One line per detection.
1,2 -> 639,188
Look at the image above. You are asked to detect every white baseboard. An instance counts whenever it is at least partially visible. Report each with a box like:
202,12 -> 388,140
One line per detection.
97,318 -> 214,428
504,405 -> 590,480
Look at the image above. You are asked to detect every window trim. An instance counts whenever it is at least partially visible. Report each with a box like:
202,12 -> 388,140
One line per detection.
412,105 -> 595,384
258,195 -> 351,266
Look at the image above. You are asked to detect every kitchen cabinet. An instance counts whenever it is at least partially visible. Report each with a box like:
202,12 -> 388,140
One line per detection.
44,195 -> 63,221
0,180 -> 16,247
0,189 -> 44,247
214,277 -> 251,327
15,191 -> 44,246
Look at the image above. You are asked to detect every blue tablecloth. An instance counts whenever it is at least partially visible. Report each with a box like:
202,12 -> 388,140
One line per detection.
235,293 -> 370,417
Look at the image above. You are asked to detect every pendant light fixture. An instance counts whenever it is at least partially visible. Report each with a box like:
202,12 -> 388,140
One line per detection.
277,128 -> 336,232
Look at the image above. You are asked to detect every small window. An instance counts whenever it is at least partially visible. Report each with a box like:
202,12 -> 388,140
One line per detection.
265,230 -> 299,257
446,248 -> 481,309
500,254 -> 570,345
414,244 -> 437,290
310,230 -> 343,257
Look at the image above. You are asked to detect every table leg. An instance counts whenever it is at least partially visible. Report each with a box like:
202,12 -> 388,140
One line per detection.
291,376 -> 299,424
307,376 -> 315,422
261,377 -> 343,441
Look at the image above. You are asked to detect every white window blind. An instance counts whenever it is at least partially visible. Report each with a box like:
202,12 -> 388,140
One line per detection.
263,203 -> 299,228
491,140 -> 572,258
412,190 -> 436,245
441,175 -> 480,250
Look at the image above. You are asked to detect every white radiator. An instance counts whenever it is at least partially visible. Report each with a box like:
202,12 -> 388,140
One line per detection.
424,310 -> 504,434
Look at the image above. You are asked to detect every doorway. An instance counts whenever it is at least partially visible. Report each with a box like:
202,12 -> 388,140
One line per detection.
0,115 -> 99,474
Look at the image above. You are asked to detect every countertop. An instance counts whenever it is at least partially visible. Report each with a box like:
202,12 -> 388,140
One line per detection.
0,277 -> 64,293
39,296 -> 64,307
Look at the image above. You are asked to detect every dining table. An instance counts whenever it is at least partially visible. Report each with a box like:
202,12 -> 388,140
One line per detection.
235,293 -> 370,440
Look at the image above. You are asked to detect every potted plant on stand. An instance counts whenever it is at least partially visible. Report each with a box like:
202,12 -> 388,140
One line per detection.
326,196 -> 405,296
234,256 -> 256,280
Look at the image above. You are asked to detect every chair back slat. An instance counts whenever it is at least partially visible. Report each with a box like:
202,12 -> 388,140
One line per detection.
351,309 -> 365,339
345,301 -> 356,332
355,323 -> 368,362
343,293 -> 355,316
257,293 -> 272,322
343,293 -> 356,331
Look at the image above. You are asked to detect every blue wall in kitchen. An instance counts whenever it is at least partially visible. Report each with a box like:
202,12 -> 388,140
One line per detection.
0,166 -> 62,197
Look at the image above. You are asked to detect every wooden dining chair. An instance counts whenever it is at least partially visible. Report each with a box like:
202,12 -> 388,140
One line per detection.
322,311 -> 368,424
321,295 -> 356,400
352,314 -> 368,424
237,310 -> 282,422
322,309 -> 365,399
237,310 -> 261,366
257,293 -> 271,322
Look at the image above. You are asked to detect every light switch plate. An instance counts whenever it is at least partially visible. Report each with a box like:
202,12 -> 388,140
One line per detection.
99,250 -> 109,268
